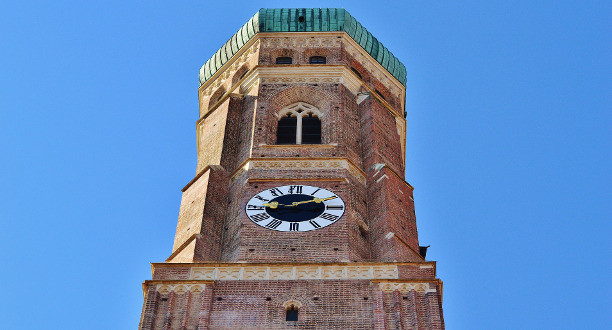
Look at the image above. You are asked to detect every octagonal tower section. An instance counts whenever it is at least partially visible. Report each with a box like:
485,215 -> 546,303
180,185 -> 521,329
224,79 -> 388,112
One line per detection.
169,8 -> 421,265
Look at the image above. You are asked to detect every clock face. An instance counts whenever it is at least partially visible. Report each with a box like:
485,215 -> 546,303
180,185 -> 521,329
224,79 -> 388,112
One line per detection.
245,185 -> 345,232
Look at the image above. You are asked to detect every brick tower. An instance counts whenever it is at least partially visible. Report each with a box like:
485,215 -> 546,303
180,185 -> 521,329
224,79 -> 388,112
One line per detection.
139,8 -> 444,329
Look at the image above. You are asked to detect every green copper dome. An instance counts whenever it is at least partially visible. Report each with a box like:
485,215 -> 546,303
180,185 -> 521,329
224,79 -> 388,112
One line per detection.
199,8 -> 407,87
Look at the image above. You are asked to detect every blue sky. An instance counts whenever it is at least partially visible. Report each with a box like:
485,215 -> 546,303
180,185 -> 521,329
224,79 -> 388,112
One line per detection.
1,1 -> 610,329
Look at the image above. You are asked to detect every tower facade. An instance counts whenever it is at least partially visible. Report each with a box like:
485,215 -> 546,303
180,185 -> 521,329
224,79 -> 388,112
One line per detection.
139,8 -> 444,329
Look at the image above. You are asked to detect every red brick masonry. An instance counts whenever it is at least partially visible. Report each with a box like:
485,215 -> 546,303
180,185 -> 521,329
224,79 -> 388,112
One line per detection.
140,262 -> 443,329
140,32 -> 445,329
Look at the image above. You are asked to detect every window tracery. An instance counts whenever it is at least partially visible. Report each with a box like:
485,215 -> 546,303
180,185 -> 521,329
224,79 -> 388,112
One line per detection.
276,102 -> 322,145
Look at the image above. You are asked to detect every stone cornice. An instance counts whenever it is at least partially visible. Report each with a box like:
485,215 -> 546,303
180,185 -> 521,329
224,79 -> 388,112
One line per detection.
150,262 -> 438,289
152,261 -> 437,270
198,33 -> 406,107
229,157 -> 367,185
187,264 -> 400,281
257,65 -> 363,95
142,278 -> 443,302
373,279 -> 444,302
143,279 -> 442,297
247,177 -> 347,183
181,156 -> 374,194
201,63 -> 404,119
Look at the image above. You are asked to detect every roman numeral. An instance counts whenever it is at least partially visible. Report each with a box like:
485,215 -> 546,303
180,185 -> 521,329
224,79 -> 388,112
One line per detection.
269,188 -> 284,197
289,223 -> 299,231
254,195 -> 269,202
311,188 -> 321,196
309,220 -> 321,228
250,213 -> 270,223
288,185 -> 303,194
326,205 -> 344,210
319,213 -> 339,222
265,219 -> 283,229
247,205 -> 265,211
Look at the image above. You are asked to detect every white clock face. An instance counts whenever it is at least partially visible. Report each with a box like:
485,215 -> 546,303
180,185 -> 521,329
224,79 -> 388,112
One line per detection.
245,185 -> 345,232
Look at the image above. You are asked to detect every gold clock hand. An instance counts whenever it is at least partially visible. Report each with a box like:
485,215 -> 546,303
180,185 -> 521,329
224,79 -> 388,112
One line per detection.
262,202 -> 278,209
291,196 -> 337,206
263,201 -> 291,209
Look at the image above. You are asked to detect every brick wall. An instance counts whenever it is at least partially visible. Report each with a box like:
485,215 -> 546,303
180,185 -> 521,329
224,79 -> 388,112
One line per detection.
224,179 -> 358,263
169,166 -> 228,262
141,32 -> 444,329
169,29 -> 426,268
140,277 -> 443,329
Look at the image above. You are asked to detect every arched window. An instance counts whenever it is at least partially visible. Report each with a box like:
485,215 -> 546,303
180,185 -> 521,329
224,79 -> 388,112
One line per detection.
276,57 -> 293,64
351,67 -> 363,79
285,304 -> 299,322
208,86 -> 226,109
309,56 -> 326,64
301,113 -> 321,144
276,102 -> 322,145
232,65 -> 250,85
277,113 -> 297,144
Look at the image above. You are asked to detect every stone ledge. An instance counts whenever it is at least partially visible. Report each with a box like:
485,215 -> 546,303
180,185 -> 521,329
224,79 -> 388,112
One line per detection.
377,282 -> 437,294
155,283 -> 206,294
152,261 -> 436,268
230,157 -> 367,185
144,279 -> 442,296
189,264 -> 398,281
260,143 -> 337,148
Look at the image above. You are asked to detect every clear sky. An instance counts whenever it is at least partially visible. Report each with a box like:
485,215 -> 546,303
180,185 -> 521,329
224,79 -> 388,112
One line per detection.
1,1 -> 610,329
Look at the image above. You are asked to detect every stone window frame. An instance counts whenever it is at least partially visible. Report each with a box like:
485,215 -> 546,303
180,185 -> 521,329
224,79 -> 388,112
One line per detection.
276,102 -> 322,145
283,300 -> 302,322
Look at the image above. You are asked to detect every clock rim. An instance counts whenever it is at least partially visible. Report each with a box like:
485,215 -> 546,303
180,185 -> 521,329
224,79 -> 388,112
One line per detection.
244,184 -> 345,232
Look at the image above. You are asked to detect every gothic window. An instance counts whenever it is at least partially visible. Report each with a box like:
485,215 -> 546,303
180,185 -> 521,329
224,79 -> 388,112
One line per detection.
301,113 -> 321,144
276,56 -> 293,64
286,305 -> 299,321
277,114 -> 297,144
276,102 -> 322,145
309,56 -> 326,64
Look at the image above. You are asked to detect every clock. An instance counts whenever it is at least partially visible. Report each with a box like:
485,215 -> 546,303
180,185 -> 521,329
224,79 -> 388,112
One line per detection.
245,184 -> 345,232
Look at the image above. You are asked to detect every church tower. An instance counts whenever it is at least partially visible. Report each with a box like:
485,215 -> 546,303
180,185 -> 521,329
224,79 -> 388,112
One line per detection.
139,8 -> 444,329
